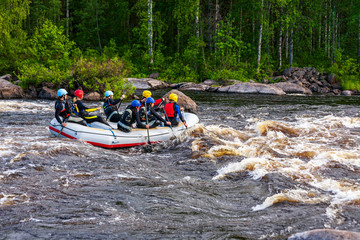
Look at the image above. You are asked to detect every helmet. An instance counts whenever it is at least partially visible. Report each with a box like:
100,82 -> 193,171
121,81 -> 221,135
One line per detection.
105,90 -> 114,97
169,93 -> 178,102
131,100 -> 141,107
146,97 -> 155,104
142,90 -> 152,98
74,89 -> 84,99
57,88 -> 68,97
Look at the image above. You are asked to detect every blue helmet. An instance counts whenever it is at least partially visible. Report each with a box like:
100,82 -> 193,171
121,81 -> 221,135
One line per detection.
146,97 -> 155,104
57,88 -> 68,97
131,100 -> 141,107
105,90 -> 114,97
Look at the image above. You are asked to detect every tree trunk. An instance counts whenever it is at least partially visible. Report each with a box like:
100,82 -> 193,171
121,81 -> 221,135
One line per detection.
332,4 -> 335,64
290,28 -> 293,66
358,16 -> 360,59
278,8 -> 283,70
238,7 -> 242,63
95,0 -> 102,53
285,28 -> 288,59
257,0 -> 264,73
214,0 -> 219,60
66,0 -> 69,37
148,0 -> 153,64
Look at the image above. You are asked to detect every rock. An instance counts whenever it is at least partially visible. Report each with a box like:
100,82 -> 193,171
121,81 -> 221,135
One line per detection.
273,76 -> 286,82
0,78 -> 25,99
26,85 -> 38,98
272,82 -> 312,94
162,89 -> 197,113
38,87 -> 57,99
149,73 -> 160,79
169,83 -> 186,89
293,70 -> 306,78
127,77 -> 168,90
0,74 -> 12,81
288,229 -> 360,240
283,67 -> 298,77
342,90 -> 352,96
147,79 -> 169,89
332,89 -> 341,95
126,78 -> 151,90
327,73 -> 337,84
203,79 -> 218,86
84,92 -> 101,101
219,82 -> 286,95
221,79 -> 242,86
178,83 -> 210,91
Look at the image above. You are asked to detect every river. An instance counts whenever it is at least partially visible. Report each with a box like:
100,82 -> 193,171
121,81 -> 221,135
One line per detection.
1,92 -> 360,239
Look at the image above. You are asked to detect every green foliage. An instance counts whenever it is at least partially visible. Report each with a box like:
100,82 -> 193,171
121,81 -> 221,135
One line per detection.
70,57 -> 135,96
329,56 -> 360,90
0,0 -> 30,73
27,20 -> 75,70
18,64 -> 70,89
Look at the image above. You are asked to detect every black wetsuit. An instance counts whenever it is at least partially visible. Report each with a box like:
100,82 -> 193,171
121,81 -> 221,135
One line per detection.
73,100 -> 108,125
55,99 -> 87,126
139,104 -> 169,128
117,105 -> 147,132
103,98 -> 123,122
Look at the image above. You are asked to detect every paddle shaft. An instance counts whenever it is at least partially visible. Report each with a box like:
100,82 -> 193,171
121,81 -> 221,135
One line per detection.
145,110 -> 151,145
56,115 -> 70,137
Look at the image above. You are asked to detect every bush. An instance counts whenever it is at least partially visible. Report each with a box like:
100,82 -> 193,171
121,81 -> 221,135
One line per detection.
70,57 -> 135,97
18,64 -> 70,89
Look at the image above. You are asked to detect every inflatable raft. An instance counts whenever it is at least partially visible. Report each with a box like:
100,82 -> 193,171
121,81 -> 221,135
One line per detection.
49,112 -> 199,148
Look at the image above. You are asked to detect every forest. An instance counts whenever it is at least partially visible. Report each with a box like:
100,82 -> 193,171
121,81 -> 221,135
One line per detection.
0,0 -> 359,94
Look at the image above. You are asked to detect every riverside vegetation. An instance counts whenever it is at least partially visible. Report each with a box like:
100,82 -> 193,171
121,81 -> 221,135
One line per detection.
0,0 -> 359,98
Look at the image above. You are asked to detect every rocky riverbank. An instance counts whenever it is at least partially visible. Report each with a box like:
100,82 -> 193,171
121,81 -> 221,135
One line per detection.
0,67 -> 356,101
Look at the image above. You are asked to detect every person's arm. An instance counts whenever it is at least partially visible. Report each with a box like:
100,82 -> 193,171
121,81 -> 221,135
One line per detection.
135,110 -> 148,128
175,104 -> 187,127
55,104 -> 63,124
150,107 -> 167,124
79,101 -> 98,112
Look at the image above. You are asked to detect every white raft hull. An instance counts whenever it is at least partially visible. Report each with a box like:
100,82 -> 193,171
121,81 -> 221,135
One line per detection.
49,112 -> 199,148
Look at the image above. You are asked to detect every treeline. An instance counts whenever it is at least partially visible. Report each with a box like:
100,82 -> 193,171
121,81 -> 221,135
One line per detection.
0,0 -> 359,93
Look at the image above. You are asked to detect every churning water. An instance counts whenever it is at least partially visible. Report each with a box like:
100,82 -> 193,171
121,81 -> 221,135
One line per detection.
1,92 -> 360,239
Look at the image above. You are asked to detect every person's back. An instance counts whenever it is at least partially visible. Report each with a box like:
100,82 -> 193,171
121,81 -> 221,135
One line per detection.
164,93 -> 187,128
103,91 -> 125,122
118,100 -> 148,132
55,89 -> 87,126
72,89 -> 109,126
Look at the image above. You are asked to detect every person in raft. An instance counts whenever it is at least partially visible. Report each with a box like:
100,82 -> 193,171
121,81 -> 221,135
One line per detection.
139,97 -> 171,128
103,90 -> 126,122
55,88 -> 87,127
117,100 -> 149,132
140,90 -> 165,110
72,89 -> 109,126
164,93 -> 188,128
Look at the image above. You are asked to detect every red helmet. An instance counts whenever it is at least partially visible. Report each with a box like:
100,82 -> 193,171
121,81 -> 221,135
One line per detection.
74,89 -> 84,99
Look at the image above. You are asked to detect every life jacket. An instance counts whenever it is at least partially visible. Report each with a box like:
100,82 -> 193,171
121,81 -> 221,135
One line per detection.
55,99 -> 70,118
118,108 -> 134,131
164,103 -> 175,117
139,106 -> 153,122
103,100 -> 117,114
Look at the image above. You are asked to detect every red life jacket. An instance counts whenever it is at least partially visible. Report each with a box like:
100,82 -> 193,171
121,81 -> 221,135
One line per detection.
165,103 -> 175,117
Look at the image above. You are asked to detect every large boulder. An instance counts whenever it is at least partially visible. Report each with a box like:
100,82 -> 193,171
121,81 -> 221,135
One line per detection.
178,83 -> 210,91
218,82 -> 286,95
0,77 -> 24,99
84,92 -> 101,101
38,87 -> 57,99
162,89 -> 197,113
126,78 -> 169,90
288,229 -> 360,240
272,82 -> 312,94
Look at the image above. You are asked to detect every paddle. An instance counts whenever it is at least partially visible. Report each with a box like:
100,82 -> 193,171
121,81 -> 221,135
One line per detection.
56,115 -> 70,137
162,106 -> 175,136
145,110 -> 151,145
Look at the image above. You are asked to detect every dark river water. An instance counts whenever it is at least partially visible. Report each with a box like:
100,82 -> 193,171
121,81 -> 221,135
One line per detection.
1,92 -> 360,239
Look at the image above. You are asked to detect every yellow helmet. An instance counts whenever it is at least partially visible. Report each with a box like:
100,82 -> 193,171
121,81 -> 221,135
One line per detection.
142,90 -> 152,98
169,93 -> 178,102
